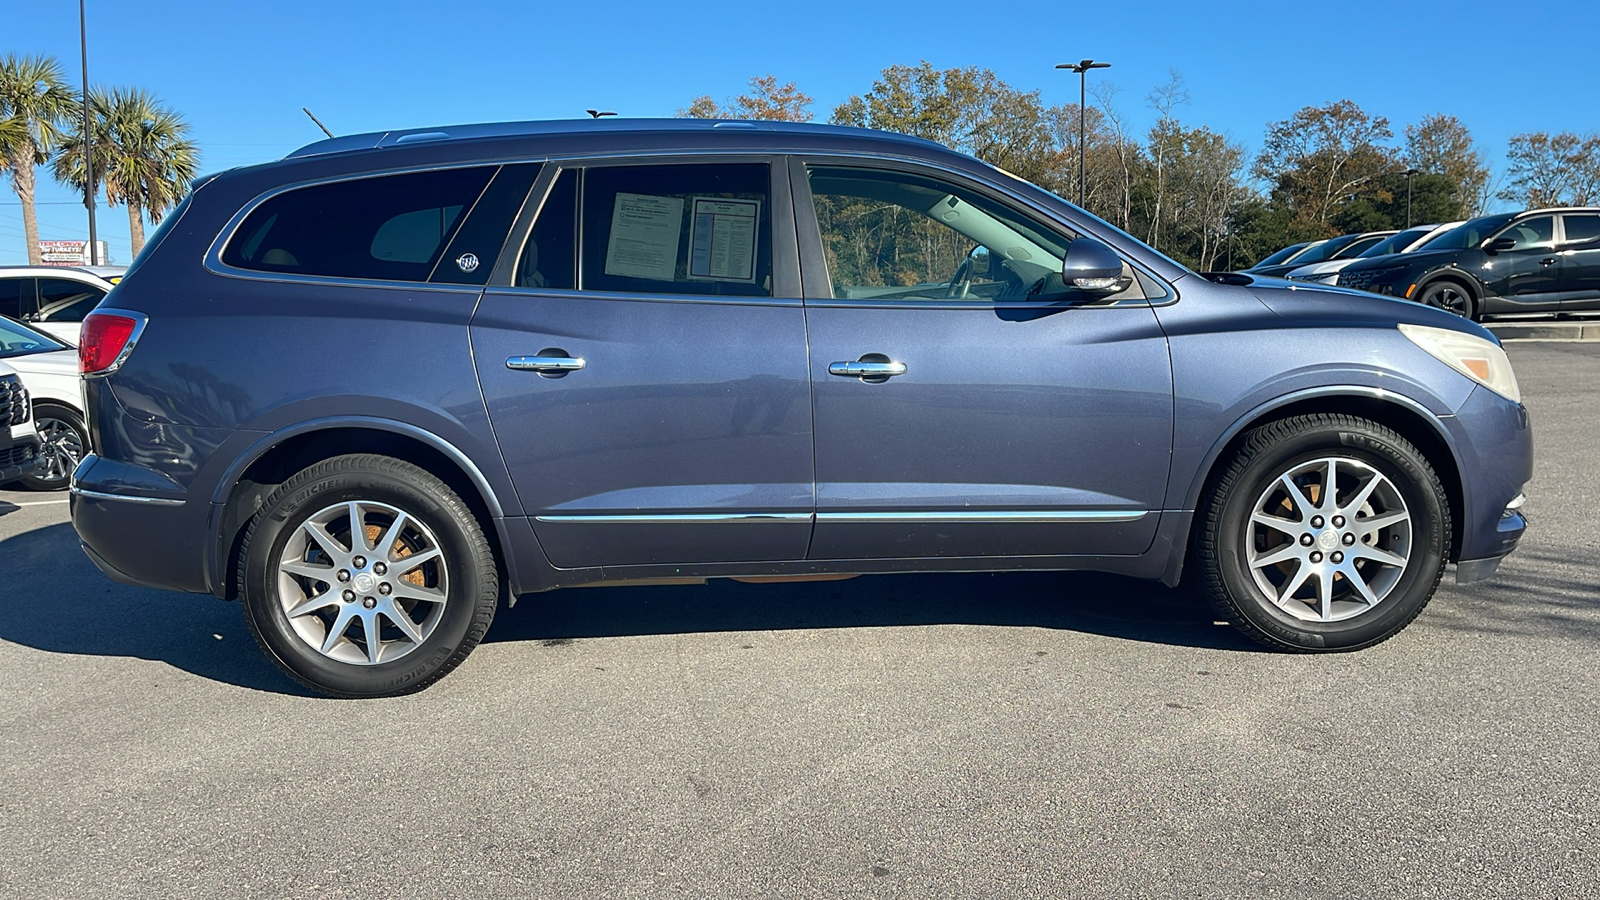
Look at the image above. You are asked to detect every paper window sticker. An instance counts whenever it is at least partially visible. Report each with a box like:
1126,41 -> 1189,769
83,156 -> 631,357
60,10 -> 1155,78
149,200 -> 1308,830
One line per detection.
604,193 -> 684,281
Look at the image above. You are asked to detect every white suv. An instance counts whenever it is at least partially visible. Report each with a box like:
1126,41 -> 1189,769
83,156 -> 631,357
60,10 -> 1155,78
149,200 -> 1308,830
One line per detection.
0,360 -> 44,485
0,266 -> 124,345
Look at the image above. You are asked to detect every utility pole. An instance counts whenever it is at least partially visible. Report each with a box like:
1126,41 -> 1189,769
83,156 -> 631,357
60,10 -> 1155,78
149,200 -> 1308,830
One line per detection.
1405,168 -> 1419,229
79,0 -> 98,266
1056,59 -> 1110,209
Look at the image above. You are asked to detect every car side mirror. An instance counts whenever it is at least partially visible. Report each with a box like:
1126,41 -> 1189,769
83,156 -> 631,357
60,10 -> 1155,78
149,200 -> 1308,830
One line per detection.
1061,238 -> 1133,297
1485,237 -> 1517,253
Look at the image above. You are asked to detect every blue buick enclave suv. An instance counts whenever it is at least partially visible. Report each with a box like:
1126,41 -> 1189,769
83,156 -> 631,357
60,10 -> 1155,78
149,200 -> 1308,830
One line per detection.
70,119 -> 1531,697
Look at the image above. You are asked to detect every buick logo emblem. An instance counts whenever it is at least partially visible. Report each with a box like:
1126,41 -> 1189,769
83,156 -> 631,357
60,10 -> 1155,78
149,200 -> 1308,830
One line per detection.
455,252 -> 480,273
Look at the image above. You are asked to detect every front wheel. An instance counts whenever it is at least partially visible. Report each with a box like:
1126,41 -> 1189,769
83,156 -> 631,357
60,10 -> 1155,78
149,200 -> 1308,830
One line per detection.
19,405 -> 88,491
239,454 -> 498,697
1417,280 -> 1478,320
1194,414 -> 1450,652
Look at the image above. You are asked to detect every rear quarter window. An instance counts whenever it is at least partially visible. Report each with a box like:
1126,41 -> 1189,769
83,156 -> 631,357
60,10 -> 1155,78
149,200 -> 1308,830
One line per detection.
220,167 -> 498,282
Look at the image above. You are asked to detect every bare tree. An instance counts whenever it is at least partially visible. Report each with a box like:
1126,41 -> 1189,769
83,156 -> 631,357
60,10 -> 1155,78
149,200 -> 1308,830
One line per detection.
1499,131 -> 1600,207
1405,114 -> 1490,217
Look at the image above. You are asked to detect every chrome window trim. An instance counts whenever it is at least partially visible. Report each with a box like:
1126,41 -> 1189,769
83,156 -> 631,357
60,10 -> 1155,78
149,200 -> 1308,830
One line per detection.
484,285 -> 803,309
201,148 -> 1179,300
70,485 -> 185,506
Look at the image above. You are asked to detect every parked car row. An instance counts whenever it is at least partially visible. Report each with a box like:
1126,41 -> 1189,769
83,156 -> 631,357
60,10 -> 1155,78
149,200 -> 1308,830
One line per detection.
1245,207 -> 1600,320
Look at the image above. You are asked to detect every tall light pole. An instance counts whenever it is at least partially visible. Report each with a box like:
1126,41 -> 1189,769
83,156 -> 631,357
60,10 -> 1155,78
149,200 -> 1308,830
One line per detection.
79,0 -> 98,266
1405,167 -> 1419,229
1056,59 -> 1110,209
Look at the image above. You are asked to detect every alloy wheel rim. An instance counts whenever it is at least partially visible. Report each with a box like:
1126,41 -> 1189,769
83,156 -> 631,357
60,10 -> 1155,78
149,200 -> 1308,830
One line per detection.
276,500 -> 450,665
34,416 -> 84,484
1246,457 -> 1413,623
1427,286 -> 1468,316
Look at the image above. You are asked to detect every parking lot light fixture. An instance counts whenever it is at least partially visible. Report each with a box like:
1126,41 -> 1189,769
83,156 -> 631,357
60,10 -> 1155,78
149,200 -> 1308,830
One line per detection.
1056,59 -> 1111,209
1405,168 -> 1420,228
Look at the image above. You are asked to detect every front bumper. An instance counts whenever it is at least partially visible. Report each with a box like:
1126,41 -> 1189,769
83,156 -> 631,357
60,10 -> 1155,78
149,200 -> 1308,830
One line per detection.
1,435 -> 44,482
1444,385 -> 1533,580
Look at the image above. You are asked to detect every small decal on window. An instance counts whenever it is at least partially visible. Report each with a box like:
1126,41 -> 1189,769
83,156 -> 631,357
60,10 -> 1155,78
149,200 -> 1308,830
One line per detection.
455,253 -> 480,273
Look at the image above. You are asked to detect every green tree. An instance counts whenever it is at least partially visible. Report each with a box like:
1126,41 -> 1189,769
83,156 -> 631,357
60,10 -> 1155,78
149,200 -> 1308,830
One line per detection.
1255,100 -> 1397,234
831,61 -> 1092,201
1404,113 -> 1489,217
53,87 -> 200,256
0,55 -> 79,265
680,75 -> 814,122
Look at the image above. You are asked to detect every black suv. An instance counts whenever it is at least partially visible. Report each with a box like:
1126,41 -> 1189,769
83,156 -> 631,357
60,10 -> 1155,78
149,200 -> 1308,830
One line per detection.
1337,208 -> 1600,320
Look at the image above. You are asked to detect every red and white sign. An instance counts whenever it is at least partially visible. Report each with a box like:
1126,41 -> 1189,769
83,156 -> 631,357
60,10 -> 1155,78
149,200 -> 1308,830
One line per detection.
37,240 -> 109,266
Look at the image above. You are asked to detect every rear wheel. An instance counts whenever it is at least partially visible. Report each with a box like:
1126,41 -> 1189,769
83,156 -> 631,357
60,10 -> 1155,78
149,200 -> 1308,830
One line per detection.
1417,279 -> 1477,320
239,454 -> 498,697
1195,414 -> 1450,652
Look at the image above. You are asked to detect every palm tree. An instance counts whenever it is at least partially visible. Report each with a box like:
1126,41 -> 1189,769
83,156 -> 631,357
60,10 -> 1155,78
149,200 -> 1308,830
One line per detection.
0,55 -> 79,266
54,87 -> 200,257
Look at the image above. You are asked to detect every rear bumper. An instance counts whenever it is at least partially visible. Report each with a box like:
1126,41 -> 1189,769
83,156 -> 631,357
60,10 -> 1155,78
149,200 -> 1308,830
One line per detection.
70,454 -> 211,594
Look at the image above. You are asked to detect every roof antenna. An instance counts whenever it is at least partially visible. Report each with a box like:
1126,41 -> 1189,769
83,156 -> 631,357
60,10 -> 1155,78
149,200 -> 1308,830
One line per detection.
586,109 -> 617,119
302,107 -> 335,138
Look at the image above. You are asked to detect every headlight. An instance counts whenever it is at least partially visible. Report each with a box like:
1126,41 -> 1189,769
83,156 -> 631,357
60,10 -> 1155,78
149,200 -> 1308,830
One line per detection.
1297,272 -> 1338,284
1399,324 -> 1521,404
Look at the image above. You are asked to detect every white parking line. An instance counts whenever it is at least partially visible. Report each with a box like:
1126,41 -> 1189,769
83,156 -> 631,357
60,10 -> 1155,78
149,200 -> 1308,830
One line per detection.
4,498 -> 70,507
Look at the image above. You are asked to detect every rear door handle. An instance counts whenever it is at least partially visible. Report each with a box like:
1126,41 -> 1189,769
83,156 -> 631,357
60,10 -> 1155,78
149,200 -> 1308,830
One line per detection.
1540,258 -> 1559,266
507,355 -> 585,373
828,360 -> 907,378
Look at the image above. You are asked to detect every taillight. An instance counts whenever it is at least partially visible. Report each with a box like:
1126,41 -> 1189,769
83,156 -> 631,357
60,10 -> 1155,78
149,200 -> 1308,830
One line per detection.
79,311 -> 145,376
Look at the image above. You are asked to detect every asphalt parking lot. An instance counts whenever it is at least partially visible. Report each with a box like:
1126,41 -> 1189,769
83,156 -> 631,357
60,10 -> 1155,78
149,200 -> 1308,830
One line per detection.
1,342 -> 1595,899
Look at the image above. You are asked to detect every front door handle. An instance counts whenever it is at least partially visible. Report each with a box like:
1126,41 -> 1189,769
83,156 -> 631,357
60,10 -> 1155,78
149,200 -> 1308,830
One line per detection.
1540,257 -> 1559,267
507,354 -> 585,374
828,359 -> 907,379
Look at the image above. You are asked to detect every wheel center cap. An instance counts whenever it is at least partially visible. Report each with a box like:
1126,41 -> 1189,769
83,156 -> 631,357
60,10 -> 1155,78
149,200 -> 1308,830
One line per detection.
1317,530 -> 1340,551
352,572 -> 376,593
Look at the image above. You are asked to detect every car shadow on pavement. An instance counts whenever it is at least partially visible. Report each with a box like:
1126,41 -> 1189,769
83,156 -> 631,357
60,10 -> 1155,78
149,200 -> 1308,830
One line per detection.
489,569 -> 1268,651
0,522 -> 314,696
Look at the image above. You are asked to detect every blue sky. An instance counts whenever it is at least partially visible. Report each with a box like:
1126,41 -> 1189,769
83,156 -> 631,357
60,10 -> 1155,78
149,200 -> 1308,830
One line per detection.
5,0 -> 1598,265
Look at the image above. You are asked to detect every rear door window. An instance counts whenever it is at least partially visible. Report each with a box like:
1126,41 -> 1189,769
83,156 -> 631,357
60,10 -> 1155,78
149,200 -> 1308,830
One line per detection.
577,163 -> 773,298
221,166 -> 498,282
1562,214 -> 1600,244
0,278 -> 33,319
35,278 -> 107,322
516,168 -> 578,289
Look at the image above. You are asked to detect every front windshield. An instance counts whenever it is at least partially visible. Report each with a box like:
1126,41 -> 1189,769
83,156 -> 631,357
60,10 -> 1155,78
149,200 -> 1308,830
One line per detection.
1253,242 -> 1311,268
1424,214 -> 1516,251
1357,227 -> 1432,258
1329,235 -> 1388,259
0,316 -> 68,358
1286,235 -> 1358,265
